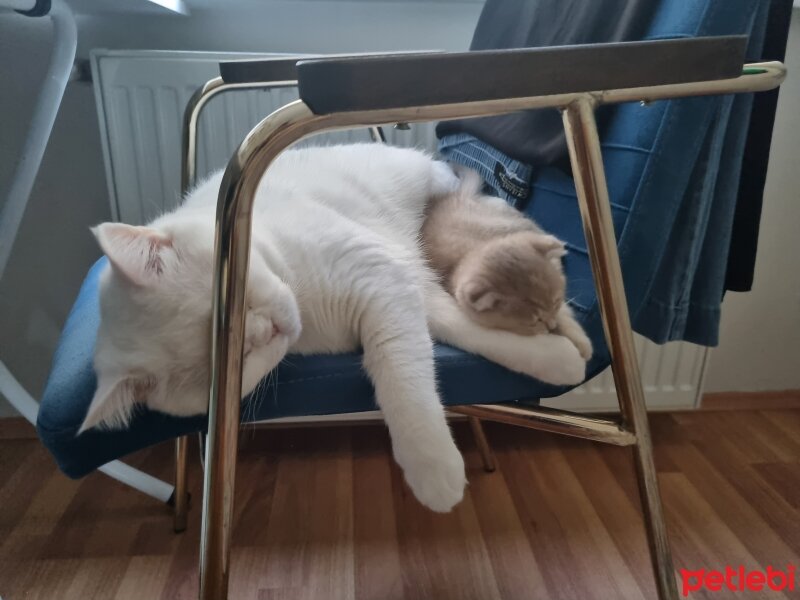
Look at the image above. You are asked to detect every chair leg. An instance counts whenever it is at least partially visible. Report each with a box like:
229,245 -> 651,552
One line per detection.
173,435 -> 189,533
467,416 -> 497,472
562,97 -> 678,600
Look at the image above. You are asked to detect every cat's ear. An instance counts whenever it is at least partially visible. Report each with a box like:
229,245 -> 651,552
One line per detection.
78,373 -> 153,434
531,234 -> 567,260
464,283 -> 504,312
92,223 -> 174,286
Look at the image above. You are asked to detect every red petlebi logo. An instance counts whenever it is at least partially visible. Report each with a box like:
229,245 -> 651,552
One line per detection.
681,566 -> 798,596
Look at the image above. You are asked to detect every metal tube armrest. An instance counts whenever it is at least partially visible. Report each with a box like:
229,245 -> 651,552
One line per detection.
293,36 -> 747,114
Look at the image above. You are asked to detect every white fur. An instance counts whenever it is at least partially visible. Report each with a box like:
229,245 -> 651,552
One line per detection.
83,143 -> 586,512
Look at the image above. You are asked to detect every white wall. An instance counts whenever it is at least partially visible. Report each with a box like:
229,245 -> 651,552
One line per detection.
704,9 -> 800,393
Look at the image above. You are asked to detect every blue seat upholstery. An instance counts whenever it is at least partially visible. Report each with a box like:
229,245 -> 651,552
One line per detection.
37,0 -> 768,478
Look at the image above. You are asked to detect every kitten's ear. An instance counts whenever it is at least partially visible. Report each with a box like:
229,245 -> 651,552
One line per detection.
92,223 -> 173,286
531,234 -> 567,260
464,283 -> 503,312
78,373 -> 152,434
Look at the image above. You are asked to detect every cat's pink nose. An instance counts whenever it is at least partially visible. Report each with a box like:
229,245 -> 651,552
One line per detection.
271,323 -> 281,337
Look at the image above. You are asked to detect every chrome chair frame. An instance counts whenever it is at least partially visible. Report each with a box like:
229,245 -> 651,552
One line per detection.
173,69 -> 391,532
193,61 -> 784,599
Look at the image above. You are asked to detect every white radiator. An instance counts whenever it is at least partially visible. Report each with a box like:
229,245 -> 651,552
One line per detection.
91,50 -> 707,411
91,50 -> 437,223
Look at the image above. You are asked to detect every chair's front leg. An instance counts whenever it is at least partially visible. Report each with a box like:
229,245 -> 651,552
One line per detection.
199,170 -> 253,600
200,100 -> 324,600
562,96 -> 678,600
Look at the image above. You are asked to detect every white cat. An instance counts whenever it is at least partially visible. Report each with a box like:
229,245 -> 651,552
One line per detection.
81,143 -> 586,512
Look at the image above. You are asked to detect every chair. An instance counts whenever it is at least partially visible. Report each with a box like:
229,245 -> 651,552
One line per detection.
35,32 -> 785,600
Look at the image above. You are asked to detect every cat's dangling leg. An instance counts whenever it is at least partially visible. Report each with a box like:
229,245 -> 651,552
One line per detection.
360,276 -> 466,513
555,304 -> 593,360
424,284 -> 587,386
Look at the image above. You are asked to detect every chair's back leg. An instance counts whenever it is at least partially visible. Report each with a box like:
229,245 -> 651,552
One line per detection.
562,96 -> 679,600
467,416 -> 497,472
173,436 -> 190,532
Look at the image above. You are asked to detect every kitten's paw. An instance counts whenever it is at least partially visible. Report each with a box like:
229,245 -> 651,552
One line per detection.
522,334 -> 587,386
395,437 -> 466,513
545,336 -> 587,385
570,330 -> 594,361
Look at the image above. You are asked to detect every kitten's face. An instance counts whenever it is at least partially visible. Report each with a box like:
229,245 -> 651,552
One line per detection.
79,219 -> 301,433
455,234 -> 566,336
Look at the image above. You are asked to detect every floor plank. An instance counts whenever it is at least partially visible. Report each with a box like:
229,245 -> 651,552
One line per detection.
1,410 -> 798,599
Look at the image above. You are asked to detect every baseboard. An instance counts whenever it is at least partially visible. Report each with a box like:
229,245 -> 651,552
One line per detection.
700,389 -> 800,411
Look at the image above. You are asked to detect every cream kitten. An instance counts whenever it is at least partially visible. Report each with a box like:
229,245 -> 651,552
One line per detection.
82,144 -> 587,513
423,169 -> 593,360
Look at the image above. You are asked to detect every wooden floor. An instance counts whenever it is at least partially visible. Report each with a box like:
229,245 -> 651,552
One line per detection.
1,409 -> 798,599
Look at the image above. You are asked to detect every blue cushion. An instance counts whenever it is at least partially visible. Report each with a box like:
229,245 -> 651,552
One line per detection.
37,258 -> 607,478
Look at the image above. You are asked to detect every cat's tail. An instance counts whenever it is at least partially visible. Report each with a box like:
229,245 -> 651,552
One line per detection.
451,165 -> 485,199
430,162 -> 485,200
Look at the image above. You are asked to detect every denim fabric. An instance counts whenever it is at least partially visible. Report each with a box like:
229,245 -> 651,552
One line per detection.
438,133 -> 534,207
440,0 -> 769,348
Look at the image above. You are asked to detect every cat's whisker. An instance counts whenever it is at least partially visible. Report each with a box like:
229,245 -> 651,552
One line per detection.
248,374 -> 268,436
171,368 -> 198,400
271,365 -> 279,412
247,371 -> 271,436
253,372 -> 268,429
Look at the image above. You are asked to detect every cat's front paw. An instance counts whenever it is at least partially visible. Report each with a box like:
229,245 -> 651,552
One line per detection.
523,334 -> 587,386
545,335 -> 587,385
394,436 -> 466,513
